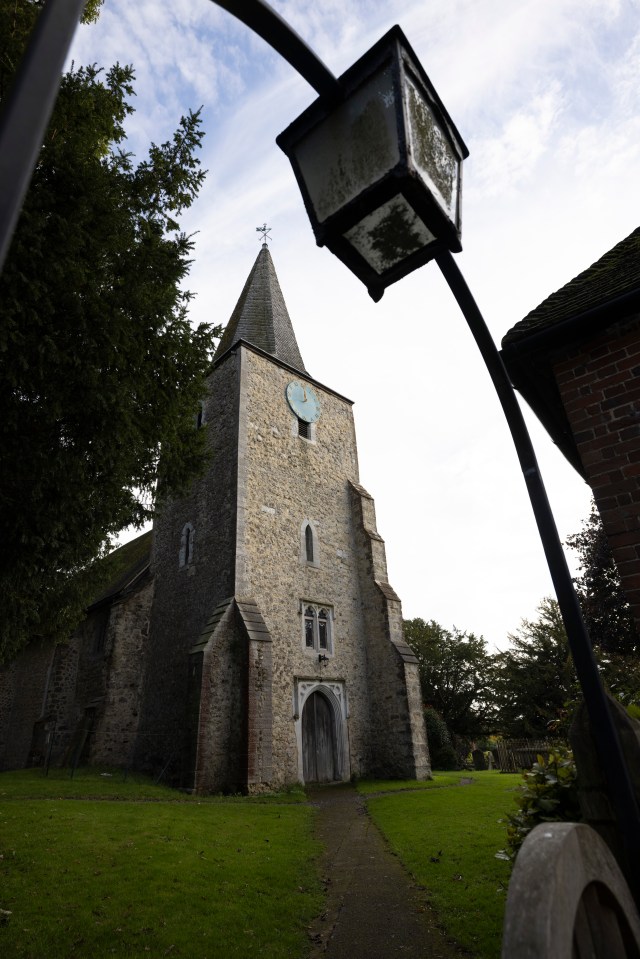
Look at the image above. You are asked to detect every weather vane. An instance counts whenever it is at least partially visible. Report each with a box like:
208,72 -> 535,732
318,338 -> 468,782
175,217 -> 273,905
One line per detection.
256,223 -> 272,244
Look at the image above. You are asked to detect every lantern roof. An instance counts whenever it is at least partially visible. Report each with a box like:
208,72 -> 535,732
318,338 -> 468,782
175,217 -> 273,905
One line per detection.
214,242 -> 307,372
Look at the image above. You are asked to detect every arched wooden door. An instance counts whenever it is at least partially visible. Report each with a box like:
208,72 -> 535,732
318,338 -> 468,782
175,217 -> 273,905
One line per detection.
302,691 -> 337,783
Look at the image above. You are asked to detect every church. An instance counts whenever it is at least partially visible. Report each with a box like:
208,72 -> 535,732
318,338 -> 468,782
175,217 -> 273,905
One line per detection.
0,242 -> 430,792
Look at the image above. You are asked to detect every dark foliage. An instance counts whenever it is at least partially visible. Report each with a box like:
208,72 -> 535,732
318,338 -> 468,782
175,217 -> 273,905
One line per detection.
492,598 -> 576,739
566,501 -> 640,656
0,1 -> 220,660
403,618 -> 495,742
423,706 -> 459,770
498,748 -> 581,863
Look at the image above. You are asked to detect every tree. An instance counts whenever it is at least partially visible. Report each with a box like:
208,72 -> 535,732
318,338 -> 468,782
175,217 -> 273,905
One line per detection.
595,651 -> 640,714
493,595 -> 640,740
422,706 -> 459,770
566,500 -> 639,656
0,1 -> 220,661
492,598 -> 575,739
403,618 -> 494,742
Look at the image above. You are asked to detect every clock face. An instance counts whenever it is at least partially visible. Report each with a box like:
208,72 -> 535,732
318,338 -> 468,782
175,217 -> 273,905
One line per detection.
286,381 -> 321,423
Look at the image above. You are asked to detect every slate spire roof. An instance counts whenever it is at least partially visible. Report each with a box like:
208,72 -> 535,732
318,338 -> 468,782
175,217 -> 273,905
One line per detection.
214,243 -> 307,372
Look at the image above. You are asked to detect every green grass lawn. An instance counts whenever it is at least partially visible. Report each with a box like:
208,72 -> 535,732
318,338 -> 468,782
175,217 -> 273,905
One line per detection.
0,769 -> 321,959
0,767 -> 523,959
364,770 -> 522,959
355,770 -> 467,794
0,766 -> 308,803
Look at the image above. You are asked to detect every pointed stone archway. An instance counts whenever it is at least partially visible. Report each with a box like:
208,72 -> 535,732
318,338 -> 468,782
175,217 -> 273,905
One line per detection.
294,680 -> 349,784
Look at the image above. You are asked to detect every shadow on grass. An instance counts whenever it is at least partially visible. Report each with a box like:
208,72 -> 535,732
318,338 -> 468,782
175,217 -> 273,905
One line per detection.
0,766 -> 307,803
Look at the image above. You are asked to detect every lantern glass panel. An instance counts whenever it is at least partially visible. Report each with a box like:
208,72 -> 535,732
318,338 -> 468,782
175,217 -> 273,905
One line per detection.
344,195 -> 435,274
293,67 -> 399,224
404,73 -> 459,223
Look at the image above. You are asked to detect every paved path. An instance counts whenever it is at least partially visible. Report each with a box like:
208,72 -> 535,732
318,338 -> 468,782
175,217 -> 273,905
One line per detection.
306,783 -> 466,959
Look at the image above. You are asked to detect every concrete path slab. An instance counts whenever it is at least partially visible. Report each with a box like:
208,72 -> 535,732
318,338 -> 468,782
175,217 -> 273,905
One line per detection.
306,783 -> 467,959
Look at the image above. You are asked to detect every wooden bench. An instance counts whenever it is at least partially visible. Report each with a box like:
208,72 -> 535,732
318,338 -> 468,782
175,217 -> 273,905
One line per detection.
502,822 -> 640,957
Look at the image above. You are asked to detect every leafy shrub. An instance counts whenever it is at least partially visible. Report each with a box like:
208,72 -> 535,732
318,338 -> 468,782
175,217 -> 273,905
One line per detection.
424,707 -> 458,770
627,703 -> 640,721
497,748 -> 582,862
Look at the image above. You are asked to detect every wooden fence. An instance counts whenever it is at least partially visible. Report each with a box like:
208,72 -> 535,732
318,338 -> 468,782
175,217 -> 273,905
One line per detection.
496,739 -> 558,773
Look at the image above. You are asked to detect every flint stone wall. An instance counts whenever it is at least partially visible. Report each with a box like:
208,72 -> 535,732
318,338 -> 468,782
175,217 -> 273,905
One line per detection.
237,347 -> 429,785
0,574 -> 153,772
88,578 -> 153,768
133,352 -> 241,781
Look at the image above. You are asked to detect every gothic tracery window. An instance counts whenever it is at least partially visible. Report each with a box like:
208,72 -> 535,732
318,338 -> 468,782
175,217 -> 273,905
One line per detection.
301,603 -> 333,654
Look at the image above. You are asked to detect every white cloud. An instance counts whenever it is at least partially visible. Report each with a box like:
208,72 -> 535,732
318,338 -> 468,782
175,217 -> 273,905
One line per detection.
611,28 -> 640,114
472,84 -> 564,197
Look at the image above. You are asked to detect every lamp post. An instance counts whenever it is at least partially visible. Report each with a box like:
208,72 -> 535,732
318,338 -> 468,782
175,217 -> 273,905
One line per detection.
1,0 -> 639,902
275,20 -> 640,900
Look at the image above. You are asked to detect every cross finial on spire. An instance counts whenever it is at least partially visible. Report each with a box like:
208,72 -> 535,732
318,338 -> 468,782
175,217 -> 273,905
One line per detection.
256,222 -> 272,246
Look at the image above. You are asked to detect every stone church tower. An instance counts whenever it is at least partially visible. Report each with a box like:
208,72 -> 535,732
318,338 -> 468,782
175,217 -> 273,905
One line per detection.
0,243 -> 429,791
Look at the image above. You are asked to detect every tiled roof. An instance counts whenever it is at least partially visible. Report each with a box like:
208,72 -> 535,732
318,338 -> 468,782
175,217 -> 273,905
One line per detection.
214,244 -> 307,372
503,227 -> 640,346
500,226 -> 640,476
90,530 -> 152,607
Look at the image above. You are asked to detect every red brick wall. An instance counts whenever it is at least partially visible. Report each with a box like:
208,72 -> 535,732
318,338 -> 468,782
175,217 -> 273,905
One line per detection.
553,315 -> 640,629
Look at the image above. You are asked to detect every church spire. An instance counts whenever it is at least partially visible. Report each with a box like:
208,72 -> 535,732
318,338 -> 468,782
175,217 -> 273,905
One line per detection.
214,242 -> 307,373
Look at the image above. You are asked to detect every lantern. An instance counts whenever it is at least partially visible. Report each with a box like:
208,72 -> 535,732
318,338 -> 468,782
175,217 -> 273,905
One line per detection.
277,25 -> 469,301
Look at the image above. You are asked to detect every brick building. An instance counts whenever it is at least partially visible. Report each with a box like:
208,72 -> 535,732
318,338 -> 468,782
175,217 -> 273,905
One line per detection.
0,243 -> 430,791
501,226 -> 640,634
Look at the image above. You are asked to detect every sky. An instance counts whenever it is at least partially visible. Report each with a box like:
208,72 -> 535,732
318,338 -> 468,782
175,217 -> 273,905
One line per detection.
67,0 -> 640,650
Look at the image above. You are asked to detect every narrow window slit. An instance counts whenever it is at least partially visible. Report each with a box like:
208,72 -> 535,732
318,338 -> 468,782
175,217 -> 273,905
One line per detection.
305,523 -> 314,563
298,418 -> 310,439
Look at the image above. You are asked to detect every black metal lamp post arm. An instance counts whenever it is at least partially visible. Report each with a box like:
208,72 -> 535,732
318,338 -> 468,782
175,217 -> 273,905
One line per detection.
0,0 -> 88,272
0,0 -> 338,275
213,1 -> 339,98
436,249 -> 640,898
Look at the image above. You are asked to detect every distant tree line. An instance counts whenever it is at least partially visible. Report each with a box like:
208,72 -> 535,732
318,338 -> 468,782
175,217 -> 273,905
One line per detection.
404,502 -> 640,769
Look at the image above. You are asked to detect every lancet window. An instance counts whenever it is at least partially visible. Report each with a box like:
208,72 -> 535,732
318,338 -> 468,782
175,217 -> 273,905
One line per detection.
179,522 -> 195,567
